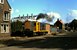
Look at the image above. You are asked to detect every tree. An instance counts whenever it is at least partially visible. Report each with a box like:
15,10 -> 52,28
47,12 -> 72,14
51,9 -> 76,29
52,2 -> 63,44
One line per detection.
69,19 -> 77,30
11,20 -> 23,32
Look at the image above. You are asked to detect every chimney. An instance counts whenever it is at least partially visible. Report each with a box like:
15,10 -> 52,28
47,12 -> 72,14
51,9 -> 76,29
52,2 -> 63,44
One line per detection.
19,15 -> 20,17
19,15 -> 21,19
23,14 -> 24,17
18,15 -> 21,20
31,13 -> 33,19
57,18 -> 59,21
27,14 -> 29,19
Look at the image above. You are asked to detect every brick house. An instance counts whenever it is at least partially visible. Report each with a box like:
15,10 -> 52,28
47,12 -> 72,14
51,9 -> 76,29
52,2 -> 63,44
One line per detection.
0,0 -> 11,34
54,19 -> 65,31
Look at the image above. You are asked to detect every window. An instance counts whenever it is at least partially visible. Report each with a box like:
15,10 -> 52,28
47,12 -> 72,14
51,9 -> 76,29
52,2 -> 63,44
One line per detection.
1,24 -> 9,33
0,0 -> 4,4
0,0 -> 1,3
4,25 -> 6,32
4,13 -> 7,20
1,25 -> 3,26
3,12 -> 10,21
1,0 -> 3,2
34,22 -> 36,26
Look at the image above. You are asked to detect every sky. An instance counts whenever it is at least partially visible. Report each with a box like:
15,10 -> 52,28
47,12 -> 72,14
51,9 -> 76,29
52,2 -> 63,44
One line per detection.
8,0 -> 77,24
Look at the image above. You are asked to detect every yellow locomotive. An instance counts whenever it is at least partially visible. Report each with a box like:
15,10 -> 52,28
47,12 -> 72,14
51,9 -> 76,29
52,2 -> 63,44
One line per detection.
24,20 -> 50,36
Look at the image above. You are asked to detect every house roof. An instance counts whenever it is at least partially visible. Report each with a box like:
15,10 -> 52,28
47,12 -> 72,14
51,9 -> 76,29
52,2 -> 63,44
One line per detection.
54,19 -> 64,26
6,0 -> 11,9
59,20 -> 64,24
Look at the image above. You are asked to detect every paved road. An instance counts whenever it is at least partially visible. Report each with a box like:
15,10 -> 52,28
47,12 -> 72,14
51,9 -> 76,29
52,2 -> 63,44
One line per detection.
0,32 -> 77,50
0,46 -> 77,50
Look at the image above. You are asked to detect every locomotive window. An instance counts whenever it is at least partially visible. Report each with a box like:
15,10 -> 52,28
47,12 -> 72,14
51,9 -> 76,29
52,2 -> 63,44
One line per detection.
34,22 -> 36,26
38,23 -> 40,25
31,22 -> 34,27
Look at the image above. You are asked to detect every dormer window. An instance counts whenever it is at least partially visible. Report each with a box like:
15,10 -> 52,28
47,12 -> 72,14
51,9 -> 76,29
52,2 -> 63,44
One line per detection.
0,0 -> 4,4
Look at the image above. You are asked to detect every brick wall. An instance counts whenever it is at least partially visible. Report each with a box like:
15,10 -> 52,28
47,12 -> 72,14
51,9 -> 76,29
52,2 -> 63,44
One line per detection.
0,33 -> 10,39
46,24 -> 51,34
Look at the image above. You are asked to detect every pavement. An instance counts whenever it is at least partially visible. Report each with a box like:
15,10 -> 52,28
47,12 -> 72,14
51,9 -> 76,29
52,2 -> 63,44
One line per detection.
0,32 -> 77,50
0,46 -> 77,50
